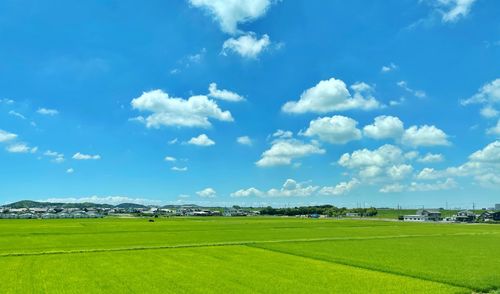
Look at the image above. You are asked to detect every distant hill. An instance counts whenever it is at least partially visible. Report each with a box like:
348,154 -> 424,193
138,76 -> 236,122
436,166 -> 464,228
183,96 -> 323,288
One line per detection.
4,200 -> 131,209
4,200 -> 61,208
114,203 -> 147,209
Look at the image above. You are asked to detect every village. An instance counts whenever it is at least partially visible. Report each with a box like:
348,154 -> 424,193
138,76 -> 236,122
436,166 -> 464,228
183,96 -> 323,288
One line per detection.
0,202 -> 498,223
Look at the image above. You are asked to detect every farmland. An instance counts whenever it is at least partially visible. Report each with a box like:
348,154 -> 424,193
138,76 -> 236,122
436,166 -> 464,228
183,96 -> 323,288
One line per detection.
0,218 -> 499,293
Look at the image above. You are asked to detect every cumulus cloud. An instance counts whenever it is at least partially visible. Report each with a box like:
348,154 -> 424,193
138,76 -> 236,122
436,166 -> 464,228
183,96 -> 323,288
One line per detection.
237,136 -> 252,146
0,129 -> 17,143
417,153 -> 444,163
131,89 -> 233,128
208,82 -> 244,102
302,115 -> 362,144
267,179 -> 319,197
231,178 -> 358,198
37,108 -> 59,116
282,78 -> 381,114
338,144 -> 405,170
189,0 -> 274,34
380,178 -> 457,193
413,141 -> 500,188
196,187 -> 217,198
487,119 -> 500,136
188,134 -> 215,146
256,133 -> 325,167
222,33 -> 271,58
338,145 -> 416,182
462,79 -> 500,120
72,152 -> 101,160
387,164 -> 414,180
402,125 -> 450,147
171,166 -> 188,172
319,178 -> 360,196
66,168 -> 74,174
231,187 -> 263,198
6,143 -> 38,154
363,115 -> 404,140
379,183 -> 405,193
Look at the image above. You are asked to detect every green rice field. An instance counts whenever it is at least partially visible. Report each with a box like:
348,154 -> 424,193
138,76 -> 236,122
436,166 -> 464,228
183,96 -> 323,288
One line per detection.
0,217 -> 499,293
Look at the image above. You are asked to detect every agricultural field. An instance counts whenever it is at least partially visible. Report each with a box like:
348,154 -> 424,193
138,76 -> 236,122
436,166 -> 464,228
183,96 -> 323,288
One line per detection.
0,217 -> 499,293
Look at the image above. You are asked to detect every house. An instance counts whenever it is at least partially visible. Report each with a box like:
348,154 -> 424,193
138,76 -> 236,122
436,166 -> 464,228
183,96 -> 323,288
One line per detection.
403,209 -> 441,222
478,211 -> 500,222
345,212 -> 360,217
455,211 -> 476,223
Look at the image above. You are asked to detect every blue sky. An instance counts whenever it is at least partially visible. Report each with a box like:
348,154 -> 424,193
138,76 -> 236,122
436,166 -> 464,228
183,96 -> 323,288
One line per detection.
0,0 -> 499,208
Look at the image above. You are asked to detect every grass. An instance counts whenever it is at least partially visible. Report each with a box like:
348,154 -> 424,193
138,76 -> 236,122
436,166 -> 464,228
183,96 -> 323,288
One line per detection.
0,217 -> 498,293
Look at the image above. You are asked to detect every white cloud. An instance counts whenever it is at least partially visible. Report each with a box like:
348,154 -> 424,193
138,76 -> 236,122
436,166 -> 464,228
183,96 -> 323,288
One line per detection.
381,63 -> 398,73
236,136 -> 252,146
480,106 -> 499,119
462,79 -> 500,115
433,0 -> 477,23
66,168 -> 74,174
222,33 -> 271,58
0,98 -> 14,105
72,152 -> 101,160
42,196 -> 162,206
196,187 -> 217,198
208,82 -> 244,102
408,178 -> 457,192
164,156 -> 176,162
188,134 -> 215,146
487,119 -> 500,136
413,141 -> 500,188
131,89 -> 233,128
363,115 -> 404,140
0,130 -> 17,143
387,164 -> 413,180
6,143 -> 37,154
168,138 -> 178,145
272,129 -> 293,139
469,140 -> 500,162
338,144 -> 405,169
416,167 -> 443,180
37,108 -> 59,116
230,187 -> 263,198
380,178 -> 457,193
319,178 -> 360,196
171,166 -> 188,172
256,135 -> 325,167
282,78 -> 381,114
397,81 -> 426,98
379,183 -> 405,193
267,179 -> 318,197
402,125 -> 450,147
189,0 -> 273,34
8,110 -> 26,120
302,115 -> 362,144
44,150 -> 65,163
417,153 -> 444,163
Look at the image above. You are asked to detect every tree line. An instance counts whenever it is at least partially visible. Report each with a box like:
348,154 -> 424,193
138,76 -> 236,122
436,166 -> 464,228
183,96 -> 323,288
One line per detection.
259,205 -> 378,217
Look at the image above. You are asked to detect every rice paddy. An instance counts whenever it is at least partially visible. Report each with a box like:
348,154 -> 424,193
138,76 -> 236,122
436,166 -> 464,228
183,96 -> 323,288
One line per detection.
0,217 -> 498,293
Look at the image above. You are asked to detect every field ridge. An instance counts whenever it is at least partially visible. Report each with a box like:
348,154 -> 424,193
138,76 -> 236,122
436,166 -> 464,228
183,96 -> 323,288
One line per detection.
247,244 -> 475,292
1,231 -> 497,258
